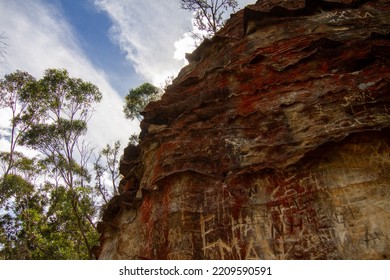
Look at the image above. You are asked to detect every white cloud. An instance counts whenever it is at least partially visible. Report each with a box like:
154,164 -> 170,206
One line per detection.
93,0 -> 193,86
174,31 -> 195,62
173,14 -> 210,62
93,0 -> 257,85
0,0 -> 137,149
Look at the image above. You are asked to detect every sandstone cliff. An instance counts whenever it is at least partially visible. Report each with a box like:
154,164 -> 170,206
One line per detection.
98,0 -> 390,259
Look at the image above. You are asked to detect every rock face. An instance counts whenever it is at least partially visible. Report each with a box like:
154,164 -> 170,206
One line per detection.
98,0 -> 390,260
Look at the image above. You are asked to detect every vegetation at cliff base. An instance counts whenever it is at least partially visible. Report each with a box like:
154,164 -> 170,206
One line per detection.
0,69 -> 119,259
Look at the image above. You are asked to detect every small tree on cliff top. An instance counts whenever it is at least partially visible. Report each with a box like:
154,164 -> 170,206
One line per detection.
180,0 -> 238,37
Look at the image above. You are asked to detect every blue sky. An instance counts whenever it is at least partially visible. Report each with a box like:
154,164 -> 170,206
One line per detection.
57,0 -> 143,95
0,0 -> 254,149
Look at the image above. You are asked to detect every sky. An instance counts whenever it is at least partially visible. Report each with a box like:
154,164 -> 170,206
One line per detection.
0,0 -> 255,151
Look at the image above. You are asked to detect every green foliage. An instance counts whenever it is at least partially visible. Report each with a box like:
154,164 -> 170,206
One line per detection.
0,173 -> 47,259
0,153 -> 43,203
20,119 -> 87,153
123,82 -> 159,120
0,70 -> 34,110
0,70 -> 39,178
30,69 -> 102,120
0,174 -> 97,259
0,68 -> 103,259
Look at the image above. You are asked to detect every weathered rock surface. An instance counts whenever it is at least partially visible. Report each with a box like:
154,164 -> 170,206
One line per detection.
98,0 -> 390,259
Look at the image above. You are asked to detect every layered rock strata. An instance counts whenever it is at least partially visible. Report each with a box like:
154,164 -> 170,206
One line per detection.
98,0 -> 390,259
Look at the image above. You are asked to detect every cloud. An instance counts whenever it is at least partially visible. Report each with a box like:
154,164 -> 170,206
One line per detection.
0,0 -> 136,150
93,0 -> 193,86
174,31 -> 196,62
94,0 -> 257,86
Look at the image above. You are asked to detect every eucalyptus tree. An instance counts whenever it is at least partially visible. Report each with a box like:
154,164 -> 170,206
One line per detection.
19,68 -> 103,259
0,155 -> 50,259
0,68 -> 104,259
0,154 -> 94,259
123,82 -> 160,121
0,71 -> 40,178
